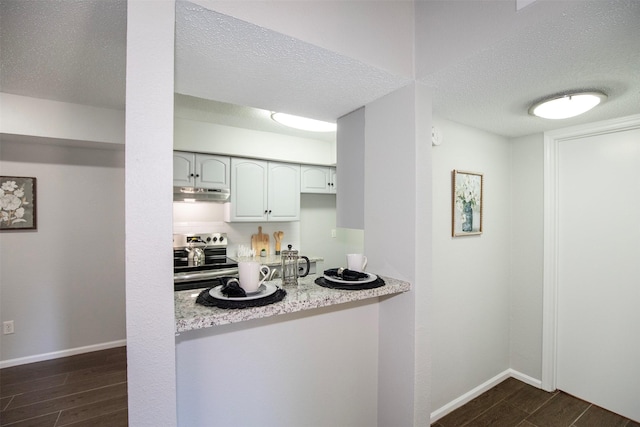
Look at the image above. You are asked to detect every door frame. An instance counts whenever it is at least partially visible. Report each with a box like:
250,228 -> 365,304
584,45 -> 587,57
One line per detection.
541,113 -> 640,392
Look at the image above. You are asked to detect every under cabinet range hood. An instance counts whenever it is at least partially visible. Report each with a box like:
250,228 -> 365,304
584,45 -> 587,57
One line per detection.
173,187 -> 230,202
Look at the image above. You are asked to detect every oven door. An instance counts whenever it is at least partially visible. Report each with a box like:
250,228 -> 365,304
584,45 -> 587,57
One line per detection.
174,268 -> 238,291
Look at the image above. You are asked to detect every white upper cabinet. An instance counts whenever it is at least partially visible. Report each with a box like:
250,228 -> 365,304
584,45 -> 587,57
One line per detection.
226,158 -> 300,222
330,168 -> 337,193
197,155 -> 230,189
173,151 -> 230,189
300,165 -> 336,194
268,161 -> 301,220
173,151 -> 195,187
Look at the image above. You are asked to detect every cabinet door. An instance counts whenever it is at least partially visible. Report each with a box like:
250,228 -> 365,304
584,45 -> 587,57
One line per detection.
228,158 -> 268,221
329,167 -> 337,193
268,162 -> 300,221
173,152 -> 195,187
196,154 -> 230,189
301,166 -> 331,193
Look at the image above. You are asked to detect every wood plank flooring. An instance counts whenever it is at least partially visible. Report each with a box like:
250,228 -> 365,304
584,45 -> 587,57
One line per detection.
0,347 -> 127,427
433,377 -> 640,427
4,349 -> 638,426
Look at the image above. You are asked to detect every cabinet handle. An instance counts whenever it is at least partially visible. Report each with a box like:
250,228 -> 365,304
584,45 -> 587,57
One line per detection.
189,173 -> 195,177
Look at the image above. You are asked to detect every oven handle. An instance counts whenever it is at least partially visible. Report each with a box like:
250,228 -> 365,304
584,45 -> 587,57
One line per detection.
173,268 -> 239,283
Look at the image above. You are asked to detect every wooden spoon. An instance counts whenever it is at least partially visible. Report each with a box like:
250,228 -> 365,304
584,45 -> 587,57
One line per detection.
274,231 -> 284,253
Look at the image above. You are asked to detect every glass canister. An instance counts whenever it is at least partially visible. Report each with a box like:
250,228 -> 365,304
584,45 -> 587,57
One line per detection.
281,244 -> 310,286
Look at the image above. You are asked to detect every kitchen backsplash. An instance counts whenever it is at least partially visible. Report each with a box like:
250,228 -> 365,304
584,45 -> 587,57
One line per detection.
174,194 -> 364,269
173,202 -> 301,257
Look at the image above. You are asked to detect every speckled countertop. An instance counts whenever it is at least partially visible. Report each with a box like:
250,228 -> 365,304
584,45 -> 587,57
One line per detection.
175,274 -> 411,333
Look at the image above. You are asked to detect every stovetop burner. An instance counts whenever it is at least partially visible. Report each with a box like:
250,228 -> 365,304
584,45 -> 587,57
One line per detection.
173,232 -> 238,291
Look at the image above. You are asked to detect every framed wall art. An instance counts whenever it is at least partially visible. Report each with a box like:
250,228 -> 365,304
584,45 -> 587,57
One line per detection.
1,176 -> 37,231
452,170 -> 483,237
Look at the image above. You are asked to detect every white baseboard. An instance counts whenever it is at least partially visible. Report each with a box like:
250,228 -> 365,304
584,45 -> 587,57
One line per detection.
430,369 -> 543,424
508,368 -> 543,389
0,339 -> 126,369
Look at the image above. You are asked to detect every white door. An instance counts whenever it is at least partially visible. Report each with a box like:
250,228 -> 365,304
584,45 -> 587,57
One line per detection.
556,127 -> 640,421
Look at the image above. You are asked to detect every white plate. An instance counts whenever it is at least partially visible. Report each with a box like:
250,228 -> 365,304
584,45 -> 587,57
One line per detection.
209,283 -> 278,301
323,272 -> 377,285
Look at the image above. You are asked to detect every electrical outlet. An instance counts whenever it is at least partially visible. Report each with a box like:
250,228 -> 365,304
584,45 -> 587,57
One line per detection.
3,320 -> 14,335
331,229 -> 337,238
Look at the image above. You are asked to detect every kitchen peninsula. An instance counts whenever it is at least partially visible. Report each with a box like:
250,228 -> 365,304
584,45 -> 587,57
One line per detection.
175,273 -> 411,332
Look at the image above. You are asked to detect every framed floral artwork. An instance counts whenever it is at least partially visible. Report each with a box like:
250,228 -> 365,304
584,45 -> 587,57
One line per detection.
1,176 -> 37,231
452,170 -> 483,237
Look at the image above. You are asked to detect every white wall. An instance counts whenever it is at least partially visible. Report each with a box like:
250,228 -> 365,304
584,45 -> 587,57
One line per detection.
0,93 -> 124,145
0,139 -> 125,364
431,117 -> 511,412
365,83 -> 432,426
300,194 -> 364,269
125,1 -> 177,425
175,300 -> 379,426
509,133 -> 544,380
175,118 -> 336,165
336,107 -> 365,229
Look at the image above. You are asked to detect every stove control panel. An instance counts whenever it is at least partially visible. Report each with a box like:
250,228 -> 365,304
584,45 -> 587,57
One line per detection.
173,233 -> 228,248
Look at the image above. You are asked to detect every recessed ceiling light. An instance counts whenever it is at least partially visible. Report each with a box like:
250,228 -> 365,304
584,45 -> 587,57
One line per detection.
529,91 -> 607,120
271,112 -> 337,132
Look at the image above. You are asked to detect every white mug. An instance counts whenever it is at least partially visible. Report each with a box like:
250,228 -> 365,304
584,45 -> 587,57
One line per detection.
347,254 -> 368,272
228,261 -> 271,293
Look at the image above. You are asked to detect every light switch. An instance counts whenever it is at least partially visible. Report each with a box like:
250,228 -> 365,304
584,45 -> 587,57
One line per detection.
432,126 -> 442,146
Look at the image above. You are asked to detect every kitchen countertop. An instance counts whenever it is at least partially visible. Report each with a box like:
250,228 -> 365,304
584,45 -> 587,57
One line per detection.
175,273 -> 411,333
230,254 -> 323,267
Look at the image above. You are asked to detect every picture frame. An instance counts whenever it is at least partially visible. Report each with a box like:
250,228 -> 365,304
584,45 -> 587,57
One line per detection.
452,170 -> 483,237
1,176 -> 37,231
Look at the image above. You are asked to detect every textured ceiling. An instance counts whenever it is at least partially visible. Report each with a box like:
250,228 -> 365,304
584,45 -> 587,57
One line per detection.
1,0 -> 638,140
174,1 -> 410,123
0,0 -> 127,110
422,0 -> 640,138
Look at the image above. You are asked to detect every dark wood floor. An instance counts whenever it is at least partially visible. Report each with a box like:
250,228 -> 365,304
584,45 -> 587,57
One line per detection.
4,350 -> 638,427
0,346 -> 127,427
433,377 -> 640,427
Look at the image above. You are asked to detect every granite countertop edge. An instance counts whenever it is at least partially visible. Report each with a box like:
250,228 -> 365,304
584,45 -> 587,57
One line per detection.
175,274 -> 411,333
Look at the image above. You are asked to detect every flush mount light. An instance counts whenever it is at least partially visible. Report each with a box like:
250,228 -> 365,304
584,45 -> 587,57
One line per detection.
271,112 -> 337,132
529,91 -> 607,119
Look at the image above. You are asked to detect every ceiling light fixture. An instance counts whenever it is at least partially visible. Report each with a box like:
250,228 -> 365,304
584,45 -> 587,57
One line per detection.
529,91 -> 607,119
271,112 -> 337,132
